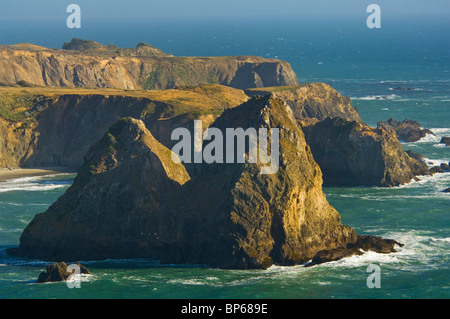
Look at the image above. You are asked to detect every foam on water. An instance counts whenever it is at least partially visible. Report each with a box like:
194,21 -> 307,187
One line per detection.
0,175 -> 71,193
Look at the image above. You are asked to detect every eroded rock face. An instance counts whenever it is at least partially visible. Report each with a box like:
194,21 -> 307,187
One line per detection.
162,95 -> 357,268
301,118 -> 430,187
10,118 -> 190,261
245,83 -> 362,122
0,39 -> 298,90
377,118 -> 434,143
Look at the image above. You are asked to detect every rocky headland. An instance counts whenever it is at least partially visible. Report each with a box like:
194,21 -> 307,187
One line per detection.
8,96 -> 403,269
1,39 -> 429,269
0,39 -> 298,90
245,83 -> 362,122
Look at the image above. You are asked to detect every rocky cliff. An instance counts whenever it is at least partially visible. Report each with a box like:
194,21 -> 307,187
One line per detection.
0,39 -> 298,90
10,97 -> 361,268
0,85 -> 249,169
9,118 -> 190,261
162,95 -> 357,268
301,118 -> 431,187
245,83 -> 362,122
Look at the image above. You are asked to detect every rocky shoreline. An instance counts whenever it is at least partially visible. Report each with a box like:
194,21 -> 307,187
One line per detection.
3,39 -> 445,269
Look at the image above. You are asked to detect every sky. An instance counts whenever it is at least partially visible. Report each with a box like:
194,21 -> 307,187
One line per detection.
0,0 -> 449,19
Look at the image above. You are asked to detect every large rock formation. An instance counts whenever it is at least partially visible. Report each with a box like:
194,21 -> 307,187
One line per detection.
161,95 -> 357,268
9,118 -> 190,261
9,96 -> 361,269
301,118 -> 430,187
245,83 -> 362,122
377,118 -> 434,143
0,39 -> 298,90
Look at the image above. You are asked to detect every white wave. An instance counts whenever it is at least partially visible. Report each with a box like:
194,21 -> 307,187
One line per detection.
422,157 -> 450,167
413,133 -> 442,144
0,176 -> 71,193
351,94 -> 402,101
430,128 -> 450,136
316,230 -> 449,270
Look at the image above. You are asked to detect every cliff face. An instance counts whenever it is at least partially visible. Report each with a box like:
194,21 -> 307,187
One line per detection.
301,118 -> 430,187
0,85 -> 249,169
245,83 -> 362,122
0,39 -> 298,90
11,118 -> 190,261
10,97 -> 357,268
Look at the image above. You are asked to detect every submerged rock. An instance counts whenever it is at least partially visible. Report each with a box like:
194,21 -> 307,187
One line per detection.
377,118 -> 434,143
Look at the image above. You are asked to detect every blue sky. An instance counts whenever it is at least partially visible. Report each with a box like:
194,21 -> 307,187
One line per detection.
0,0 -> 449,19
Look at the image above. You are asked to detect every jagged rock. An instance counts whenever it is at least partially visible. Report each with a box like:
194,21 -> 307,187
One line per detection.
36,262 -> 90,283
444,188 -> 450,193
406,150 -> 426,162
440,137 -> 450,146
309,235 -> 404,266
301,118 -> 430,187
161,95 -> 357,268
9,118 -> 190,261
0,39 -> 298,90
430,166 -> 445,174
245,83 -> 362,122
441,163 -> 450,171
377,118 -> 434,142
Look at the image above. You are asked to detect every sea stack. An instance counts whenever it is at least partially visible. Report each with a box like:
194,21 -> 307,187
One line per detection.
9,96 -> 359,269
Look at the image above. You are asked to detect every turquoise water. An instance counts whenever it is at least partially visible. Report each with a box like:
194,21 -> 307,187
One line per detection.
0,16 -> 449,299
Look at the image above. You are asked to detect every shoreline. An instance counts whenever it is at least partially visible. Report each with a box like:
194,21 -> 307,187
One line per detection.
0,167 -> 75,182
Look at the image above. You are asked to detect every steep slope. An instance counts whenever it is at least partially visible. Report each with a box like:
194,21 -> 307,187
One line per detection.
162,95 -> 357,268
0,39 -> 298,90
0,85 -> 248,169
9,118 -> 190,261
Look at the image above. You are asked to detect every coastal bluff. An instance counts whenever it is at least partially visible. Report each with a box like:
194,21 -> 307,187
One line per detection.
0,38 -> 298,90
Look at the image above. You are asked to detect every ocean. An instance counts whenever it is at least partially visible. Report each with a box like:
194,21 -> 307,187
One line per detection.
0,15 -> 449,299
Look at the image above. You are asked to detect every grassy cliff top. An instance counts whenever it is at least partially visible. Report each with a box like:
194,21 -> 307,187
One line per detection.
0,84 -> 248,122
